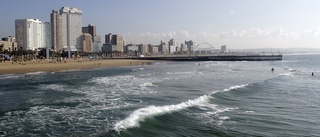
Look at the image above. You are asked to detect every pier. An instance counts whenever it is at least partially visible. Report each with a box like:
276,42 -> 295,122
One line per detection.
129,54 -> 282,61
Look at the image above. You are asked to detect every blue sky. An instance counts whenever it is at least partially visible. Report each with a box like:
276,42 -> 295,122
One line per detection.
1,0 -> 320,49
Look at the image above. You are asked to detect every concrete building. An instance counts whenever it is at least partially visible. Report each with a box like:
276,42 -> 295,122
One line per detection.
185,40 -> 195,52
2,36 -> 15,42
92,35 -> 102,52
15,19 -> 51,50
50,10 -> 62,51
82,33 -> 92,52
180,43 -> 188,53
0,41 -> 17,52
82,24 -> 96,42
169,45 -> 177,54
125,43 -> 139,56
138,44 -> 149,55
1,36 -> 17,51
160,40 -> 169,54
92,43 -> 102,52
82,24 -> 102,53
102,33 -> 124,53
152,45 -> 159,54
51,7 -> 82,52
169,38 -> 178,54
221,45 -> 227,53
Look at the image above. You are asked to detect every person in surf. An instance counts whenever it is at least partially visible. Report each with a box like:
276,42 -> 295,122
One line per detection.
312,72 -> 314,76
271,67 -> 274,72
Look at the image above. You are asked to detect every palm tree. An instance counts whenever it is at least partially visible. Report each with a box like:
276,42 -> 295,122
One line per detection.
0,44 -> 4,53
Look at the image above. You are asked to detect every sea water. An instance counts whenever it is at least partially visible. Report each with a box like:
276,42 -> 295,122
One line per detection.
0,54 -> 319,137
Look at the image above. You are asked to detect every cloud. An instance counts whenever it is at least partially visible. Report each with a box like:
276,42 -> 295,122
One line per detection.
217,28 -> 300,40
303,27 -> 320,37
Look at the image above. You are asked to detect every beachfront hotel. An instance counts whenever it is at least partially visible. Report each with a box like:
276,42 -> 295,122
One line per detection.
15,19 -> 51,50
51,7 -> 82,52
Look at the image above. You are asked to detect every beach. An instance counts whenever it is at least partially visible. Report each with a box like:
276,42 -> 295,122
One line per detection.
0,59 -> 156,75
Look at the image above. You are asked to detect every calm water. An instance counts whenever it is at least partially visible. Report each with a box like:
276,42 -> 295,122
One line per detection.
0,54 -> 319,137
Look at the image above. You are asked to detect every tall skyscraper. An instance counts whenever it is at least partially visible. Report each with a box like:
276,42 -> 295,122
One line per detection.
15,19 -> 51,50
51,7 -> 82,52
50,10 -> 62,51
82,24 -> 96,42
160,40 -> 169,54
82,33 -> 92,52
102,33 -> 124,53
185,40 -> 195,52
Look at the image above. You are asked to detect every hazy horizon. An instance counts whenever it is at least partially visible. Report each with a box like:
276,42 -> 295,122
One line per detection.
1,0 -> 320,49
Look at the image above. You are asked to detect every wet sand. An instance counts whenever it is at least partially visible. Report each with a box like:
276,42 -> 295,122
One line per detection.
0,59 -> 157,75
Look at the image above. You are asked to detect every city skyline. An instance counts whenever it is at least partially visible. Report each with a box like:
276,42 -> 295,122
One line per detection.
1,0 -> 320,49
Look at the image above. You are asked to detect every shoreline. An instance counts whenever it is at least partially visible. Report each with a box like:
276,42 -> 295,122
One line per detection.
0,59 -> 158,75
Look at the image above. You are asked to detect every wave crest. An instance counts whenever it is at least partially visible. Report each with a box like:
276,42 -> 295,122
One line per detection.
114,83 -> 250,132
114,95 -> 210,132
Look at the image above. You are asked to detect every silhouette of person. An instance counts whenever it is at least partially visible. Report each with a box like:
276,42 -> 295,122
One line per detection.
312,72 -> 314,76
271,67 -> 274,72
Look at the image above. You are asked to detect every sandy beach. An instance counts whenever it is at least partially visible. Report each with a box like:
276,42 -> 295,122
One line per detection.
0,59 -> 157,75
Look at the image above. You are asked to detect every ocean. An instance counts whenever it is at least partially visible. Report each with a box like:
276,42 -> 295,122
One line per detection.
0,54 -> 319,137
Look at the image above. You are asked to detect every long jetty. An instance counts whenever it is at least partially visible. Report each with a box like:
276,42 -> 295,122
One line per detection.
129,53 -> 282,61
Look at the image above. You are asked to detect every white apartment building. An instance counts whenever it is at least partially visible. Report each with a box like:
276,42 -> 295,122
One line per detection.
59,7 -> 82,51
15,19 -> 51,50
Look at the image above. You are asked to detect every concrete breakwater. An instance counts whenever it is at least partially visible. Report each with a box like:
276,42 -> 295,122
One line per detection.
130,54 -> 282,61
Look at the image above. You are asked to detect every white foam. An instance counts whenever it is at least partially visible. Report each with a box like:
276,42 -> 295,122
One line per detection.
223,84 -> 249,92
0,74 -> 20,79
139,82 -> 155,87
279,72 -> 293,76
245,111 -> 255,113
114,95 -> 210,132
25,71 -> 46,75
39,84 -> 66,92
90,75 -> 158,95
113,83 -> 249,132
219,116 -> 230,120
284,67 -> 296,72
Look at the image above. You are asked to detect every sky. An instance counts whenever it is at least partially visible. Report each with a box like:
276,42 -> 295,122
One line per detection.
1,0 -> 320,49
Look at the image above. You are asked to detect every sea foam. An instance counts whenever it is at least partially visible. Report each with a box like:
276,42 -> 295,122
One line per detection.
114,83 -> 250,132
223,84 -> 250,92
114,95 -> 210,132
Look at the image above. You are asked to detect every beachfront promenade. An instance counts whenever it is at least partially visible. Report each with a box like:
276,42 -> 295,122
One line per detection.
129,53 -> 283,61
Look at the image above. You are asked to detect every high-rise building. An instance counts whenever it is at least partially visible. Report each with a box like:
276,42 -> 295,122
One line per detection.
169,38 -> 177,54
102,33 -> 124,53
15,19 -> 51,50
220,45 -> 227,53
51,7 -> 82,52
82,24 -> 96,42
185,40 -> 194,52
50,10 -> 63,51
138,44 -> 148,55
169,38 -> 176,46
160,40 -> 169,54
82,33 -> 92,52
